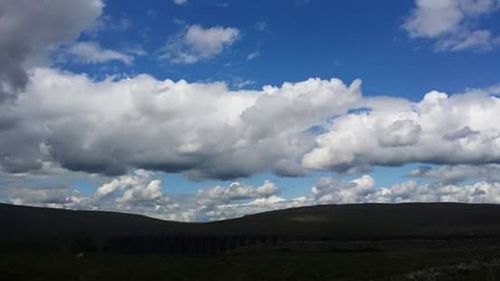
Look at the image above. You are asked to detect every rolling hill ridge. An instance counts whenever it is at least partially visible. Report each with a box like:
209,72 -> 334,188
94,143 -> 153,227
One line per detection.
2,202 -> 500,240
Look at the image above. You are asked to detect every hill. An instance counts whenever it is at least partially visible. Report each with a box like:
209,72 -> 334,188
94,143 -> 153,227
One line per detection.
3,202 -> 500,240
3,202 -> 500,281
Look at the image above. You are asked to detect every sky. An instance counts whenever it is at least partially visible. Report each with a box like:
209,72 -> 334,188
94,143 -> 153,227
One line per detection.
1,0 -> 500,221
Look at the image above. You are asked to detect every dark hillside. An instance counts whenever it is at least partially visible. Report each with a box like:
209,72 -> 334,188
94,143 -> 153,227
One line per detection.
3,202 -> 500,241
0,203 -> 194,239
3,203 -> 500,280
211,203 -> 500,239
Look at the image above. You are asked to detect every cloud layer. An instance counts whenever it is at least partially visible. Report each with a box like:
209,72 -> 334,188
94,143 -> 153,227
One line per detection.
2,67 -> 500,182
5,171 -> 500,222
0,68 -> 360,179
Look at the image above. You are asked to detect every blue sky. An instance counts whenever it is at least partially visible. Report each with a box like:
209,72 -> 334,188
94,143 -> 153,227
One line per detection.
67,0 -> 500,99
1,0 -> 500,221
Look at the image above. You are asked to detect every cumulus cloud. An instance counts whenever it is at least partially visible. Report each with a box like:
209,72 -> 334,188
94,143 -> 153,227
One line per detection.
307,175 -> 500,205
191,174 -> 500,221
0,0 -> 103,101
0,68 -> 360,179
197,180 -> 277,207
1,184 -> 82,208
63,41 -> 134,65
0,171 -> 286,221
195,195 -> 305,221
0,169 -> 193,220
197,180 -> 278,206
2,66 -> 500,183
302,87 -> 500,172
403,0 -> 500,51
159,25 -> 240,64
311,175 -> 375,204
195,180 -> 285,220
6,169 -> 500,222
92,170 -> 172,214
117,179 -> 163,203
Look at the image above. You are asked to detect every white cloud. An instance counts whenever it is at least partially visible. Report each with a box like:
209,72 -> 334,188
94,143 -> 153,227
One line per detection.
173,0 -> 188,5
0,68 -> 359,179
247,51 -> 260,60
404,0 -> 464,38
191,179 -> 316,221
64,41 -> 134,65
117,180 -> 162,203
194,173 -> 500,220
2,67 -> 500,182
6,170 -> 500,222
302,87 -> 500,172
94,170 -> 166,205
311,175 -> 375,204
195,180 -> 281,220
95,170 -> 153,199
197,180 -> 278,206
160,25 -> 240,64
307,175 -> 500,205
76,170 -> 184,220
0,173 -> 285,221
403,0 -> 500,51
